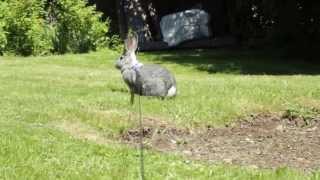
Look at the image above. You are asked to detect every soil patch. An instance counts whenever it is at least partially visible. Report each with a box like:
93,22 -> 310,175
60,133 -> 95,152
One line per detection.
121,114 -> 320,171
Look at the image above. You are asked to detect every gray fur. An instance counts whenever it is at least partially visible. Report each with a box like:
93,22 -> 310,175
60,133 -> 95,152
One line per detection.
115,35 -> 177,102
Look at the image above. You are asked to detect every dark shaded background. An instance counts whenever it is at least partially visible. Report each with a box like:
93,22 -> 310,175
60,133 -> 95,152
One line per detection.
89,0 -> 319,61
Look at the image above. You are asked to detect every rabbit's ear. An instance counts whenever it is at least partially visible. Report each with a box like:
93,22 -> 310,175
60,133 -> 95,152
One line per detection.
125,33 -> 138,52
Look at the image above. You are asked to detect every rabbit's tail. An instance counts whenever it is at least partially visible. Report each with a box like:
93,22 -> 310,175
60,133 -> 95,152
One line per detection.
167,86 -> 177,97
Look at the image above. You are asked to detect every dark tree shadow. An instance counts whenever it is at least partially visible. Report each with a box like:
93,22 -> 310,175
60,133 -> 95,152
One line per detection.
143,49 -> 320,75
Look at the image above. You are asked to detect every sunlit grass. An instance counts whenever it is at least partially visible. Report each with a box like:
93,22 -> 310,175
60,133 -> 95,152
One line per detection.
0,49 -> 320,179
0,119 -> 313,179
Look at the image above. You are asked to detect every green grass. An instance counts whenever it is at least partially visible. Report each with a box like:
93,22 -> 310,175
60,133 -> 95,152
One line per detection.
0,49 -> 320,179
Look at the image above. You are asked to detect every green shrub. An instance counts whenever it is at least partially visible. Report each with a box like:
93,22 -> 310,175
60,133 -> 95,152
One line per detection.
0,25 -> 6,54
107,35 -> 123,52
1,0 -> 53,56
0,2 -> 8,54
48,0 -> 108,54
0,0 -> 109,56
0,4 -> 7,54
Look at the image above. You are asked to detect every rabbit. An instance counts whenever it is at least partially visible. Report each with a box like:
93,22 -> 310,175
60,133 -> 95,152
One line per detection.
115,34 -> 177,104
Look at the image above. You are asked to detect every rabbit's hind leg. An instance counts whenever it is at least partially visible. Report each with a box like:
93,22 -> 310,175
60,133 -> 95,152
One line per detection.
128,91 -> 135,123
130,91 -> 135,105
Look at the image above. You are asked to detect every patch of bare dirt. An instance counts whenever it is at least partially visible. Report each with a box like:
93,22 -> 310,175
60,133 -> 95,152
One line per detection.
121,114 -> 320,171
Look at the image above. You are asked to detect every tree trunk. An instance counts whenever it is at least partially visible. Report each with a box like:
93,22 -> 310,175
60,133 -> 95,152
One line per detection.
145,0 -> 162,40
122,0 -> 152,45
117,0 -> 127,39
275,0 -> 299,42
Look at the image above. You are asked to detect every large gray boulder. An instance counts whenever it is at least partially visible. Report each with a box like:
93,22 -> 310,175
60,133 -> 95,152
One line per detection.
160,9 -> 211,46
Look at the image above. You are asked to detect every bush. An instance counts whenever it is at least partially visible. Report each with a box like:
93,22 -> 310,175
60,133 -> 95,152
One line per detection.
0,0 -> 109,56
0,3 -> 7,54
0,0 -> 53,56
48,0 -> 109,54
0,2 -> 8,55
107,35 -> 123,52
0,25 -> 6,55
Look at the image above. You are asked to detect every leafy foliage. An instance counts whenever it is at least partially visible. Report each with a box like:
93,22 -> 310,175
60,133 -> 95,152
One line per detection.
107,34 -> 123,52
0,2 -> 8,54
0,0 -> 109,56
0,0 -> 52,55
47,0 -> 109,54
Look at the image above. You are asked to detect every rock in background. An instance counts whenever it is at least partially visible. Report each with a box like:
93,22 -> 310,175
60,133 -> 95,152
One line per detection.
160,9 -> 211,46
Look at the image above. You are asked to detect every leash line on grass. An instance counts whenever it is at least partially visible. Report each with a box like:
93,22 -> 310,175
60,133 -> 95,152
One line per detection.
134,34 -> 145,180
138,92 -> 145,180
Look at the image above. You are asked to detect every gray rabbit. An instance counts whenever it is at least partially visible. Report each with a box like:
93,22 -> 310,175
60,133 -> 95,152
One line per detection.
115,34 -> 177,104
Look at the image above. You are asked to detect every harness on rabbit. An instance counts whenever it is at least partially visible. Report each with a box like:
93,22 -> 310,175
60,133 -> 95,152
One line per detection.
132,62 -> 143,72
131,47 -> 143,72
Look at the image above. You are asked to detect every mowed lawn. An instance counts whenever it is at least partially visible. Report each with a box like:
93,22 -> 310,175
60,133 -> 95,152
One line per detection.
1,49 -> 320,179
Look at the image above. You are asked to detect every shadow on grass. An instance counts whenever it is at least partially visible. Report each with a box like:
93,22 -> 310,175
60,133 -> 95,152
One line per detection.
145,49 -> 320,75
